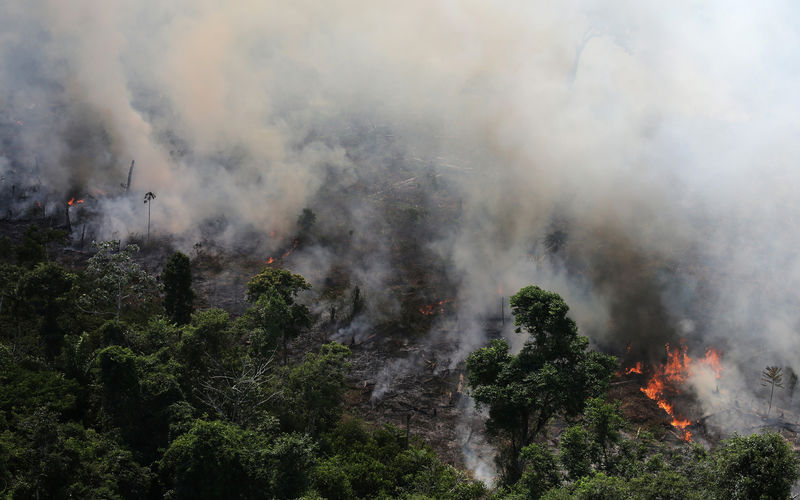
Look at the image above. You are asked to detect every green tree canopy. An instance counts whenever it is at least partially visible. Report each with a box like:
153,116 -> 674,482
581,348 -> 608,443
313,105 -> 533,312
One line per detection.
466,285 -> 617,482
712,431 -> 799,500
162,251 -> 195,325
246,267 -> 311,304
280,342 -> 351,436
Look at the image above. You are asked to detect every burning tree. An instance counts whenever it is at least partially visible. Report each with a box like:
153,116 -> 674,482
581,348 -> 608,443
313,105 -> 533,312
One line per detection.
466,286 -> 617,483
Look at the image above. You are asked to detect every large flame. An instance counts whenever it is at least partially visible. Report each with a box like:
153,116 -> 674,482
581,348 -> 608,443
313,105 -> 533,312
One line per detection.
638,342 -> 722,441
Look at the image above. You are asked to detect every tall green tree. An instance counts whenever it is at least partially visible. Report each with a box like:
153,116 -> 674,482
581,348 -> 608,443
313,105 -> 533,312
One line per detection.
16,262 -> 76,357
466,286 -> 617,482
244,268 -> 311,363
162,251 -> 195,325
712,432 -> 799,500
280,343 -> 351,436
159,419 -> 271,500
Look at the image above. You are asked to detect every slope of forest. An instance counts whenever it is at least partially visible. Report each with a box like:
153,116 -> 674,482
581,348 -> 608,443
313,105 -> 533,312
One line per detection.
1,220 -> 798,499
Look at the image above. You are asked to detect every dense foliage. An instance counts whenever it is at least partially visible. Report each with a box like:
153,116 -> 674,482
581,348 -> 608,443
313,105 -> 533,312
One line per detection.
0,230 -> 484,499
467,286 -> 800,499
0,226 -> 797,499
467,286 -> 618,481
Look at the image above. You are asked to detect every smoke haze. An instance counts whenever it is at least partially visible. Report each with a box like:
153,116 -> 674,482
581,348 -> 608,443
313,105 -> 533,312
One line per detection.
3,0 -> 800,444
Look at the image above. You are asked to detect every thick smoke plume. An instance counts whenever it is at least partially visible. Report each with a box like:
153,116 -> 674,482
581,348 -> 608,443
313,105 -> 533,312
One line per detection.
3,0 -> 800,451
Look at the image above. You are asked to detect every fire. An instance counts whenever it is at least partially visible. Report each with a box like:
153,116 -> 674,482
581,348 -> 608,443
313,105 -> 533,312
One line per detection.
282,239 -> 298,258
638,342 -> 723,441
266,257 -> 276,264
625,362 -> 642,375
419,299 -> 451,316
701,347 -> 722,378
66,198 -> 85,206
269,231 -> 276,238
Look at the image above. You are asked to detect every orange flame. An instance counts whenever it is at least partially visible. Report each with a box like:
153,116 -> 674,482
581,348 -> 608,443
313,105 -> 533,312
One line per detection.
626,344 -> 722,441
700,347 -> 722,378
638,342 -> 722,441
625,362 -> 642,375
67,197 -> 75,206
282,239 -> 298,258
266,257 -> 276,264
419,299 -> 452,316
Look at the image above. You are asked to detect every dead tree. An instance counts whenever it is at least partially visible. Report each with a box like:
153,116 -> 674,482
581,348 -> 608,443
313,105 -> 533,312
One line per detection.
143,191 -> 156,245
196,354 -> 279,427
125,160 -> 135,193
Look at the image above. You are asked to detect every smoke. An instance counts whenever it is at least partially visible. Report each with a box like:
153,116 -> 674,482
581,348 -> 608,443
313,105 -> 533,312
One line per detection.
4,0 -> 800,467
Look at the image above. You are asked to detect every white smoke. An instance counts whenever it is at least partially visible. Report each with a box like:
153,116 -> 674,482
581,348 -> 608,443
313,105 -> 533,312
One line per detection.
4,0 -> 800,474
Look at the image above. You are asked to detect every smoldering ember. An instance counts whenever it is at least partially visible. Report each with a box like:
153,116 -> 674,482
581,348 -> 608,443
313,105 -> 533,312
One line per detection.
2,2 -> 800,499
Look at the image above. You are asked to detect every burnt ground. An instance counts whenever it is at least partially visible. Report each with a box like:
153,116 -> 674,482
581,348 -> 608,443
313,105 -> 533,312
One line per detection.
6,168 -> 800,481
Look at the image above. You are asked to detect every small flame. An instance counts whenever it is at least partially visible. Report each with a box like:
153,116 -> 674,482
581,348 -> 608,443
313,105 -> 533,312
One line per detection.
282,239 -> 298,258
266,257 -> 276,264
269,231 -> 276,238
625,362 -> 642,375
67,197 -> 75,206
419,299 -> 452,316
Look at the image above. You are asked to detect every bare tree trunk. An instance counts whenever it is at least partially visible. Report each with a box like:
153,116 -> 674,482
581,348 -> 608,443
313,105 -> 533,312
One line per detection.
147,202 -> 151,246
117,279 -> 122,320
126,160 -> 135,193
769,383 -> 775,415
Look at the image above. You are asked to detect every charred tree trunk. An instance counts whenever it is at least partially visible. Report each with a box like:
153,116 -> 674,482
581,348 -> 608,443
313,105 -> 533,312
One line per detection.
126,160 -> 135,193
405,413 -> 411,449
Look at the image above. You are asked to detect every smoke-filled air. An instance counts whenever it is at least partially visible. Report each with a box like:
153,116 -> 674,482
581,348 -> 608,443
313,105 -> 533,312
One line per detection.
4,0 -> 800,490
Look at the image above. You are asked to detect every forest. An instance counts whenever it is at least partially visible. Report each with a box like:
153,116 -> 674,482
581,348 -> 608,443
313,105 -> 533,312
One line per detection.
1,224 -> 797,499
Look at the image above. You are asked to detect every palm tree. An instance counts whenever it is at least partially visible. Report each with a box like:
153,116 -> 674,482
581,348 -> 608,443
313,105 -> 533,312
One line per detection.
762,366 -> 784,416
143,192 -> 156,245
